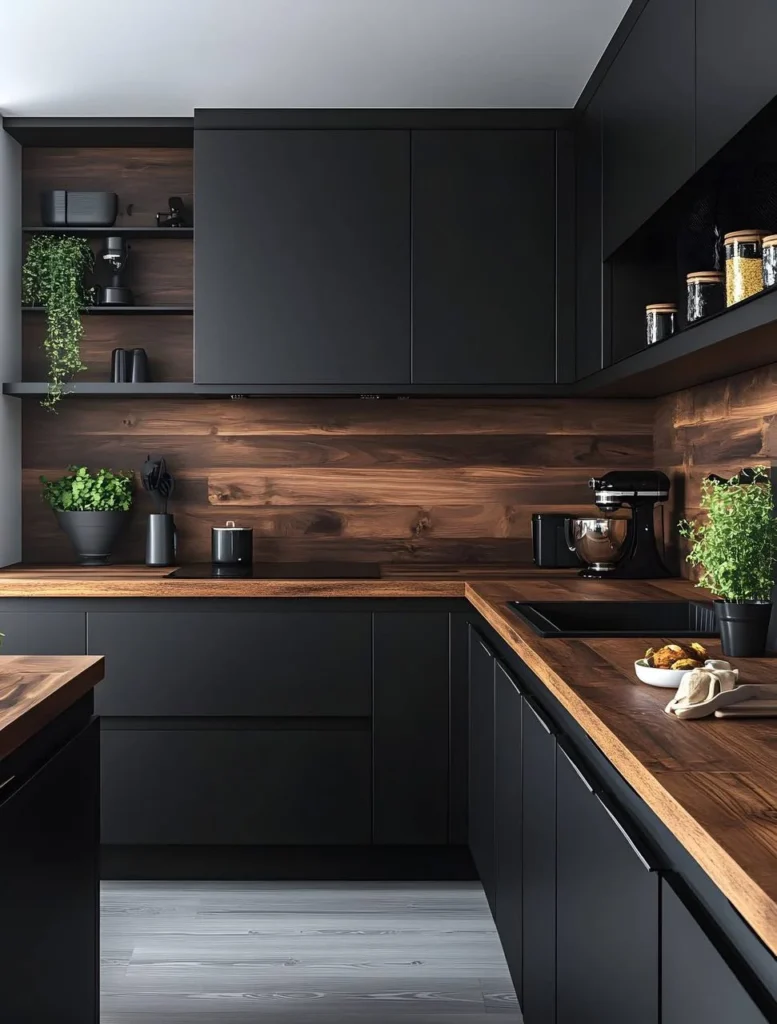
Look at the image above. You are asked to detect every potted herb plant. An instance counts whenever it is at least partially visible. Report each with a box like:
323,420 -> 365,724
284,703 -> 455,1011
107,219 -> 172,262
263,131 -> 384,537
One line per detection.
679,467 -> 777,657
41,466 -> 134,565
22,235 -> 94,411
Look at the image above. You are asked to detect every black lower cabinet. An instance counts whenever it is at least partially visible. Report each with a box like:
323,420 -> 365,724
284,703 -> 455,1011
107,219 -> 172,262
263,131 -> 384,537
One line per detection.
0,718 -> 99,1023
0,610 -> 85,654
556,743 -> 659,1024
521,698 -> 556,1024
469,626 -> 496,914
101,729 -> 371,845
494,662 -> 523,1002
662,878 -> 769,1024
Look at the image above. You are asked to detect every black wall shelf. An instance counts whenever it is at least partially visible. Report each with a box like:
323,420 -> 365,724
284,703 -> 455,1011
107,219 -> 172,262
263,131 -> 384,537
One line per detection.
22,306 -> 193,315
2,382 -> 576,398
23,226 -> 192,238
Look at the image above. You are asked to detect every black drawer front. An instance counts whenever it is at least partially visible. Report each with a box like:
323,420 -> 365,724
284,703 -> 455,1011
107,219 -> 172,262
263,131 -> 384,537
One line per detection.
88,611 -> 372,716
0,611 -> 85,655
101,728 -> 371,845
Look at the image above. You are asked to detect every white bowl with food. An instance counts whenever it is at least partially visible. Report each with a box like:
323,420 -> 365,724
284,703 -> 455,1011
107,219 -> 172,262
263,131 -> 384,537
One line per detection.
634,643 -> 709,689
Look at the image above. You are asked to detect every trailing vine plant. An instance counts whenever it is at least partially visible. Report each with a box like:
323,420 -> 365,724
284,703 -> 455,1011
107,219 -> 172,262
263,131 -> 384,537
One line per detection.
22,235 -> 94,410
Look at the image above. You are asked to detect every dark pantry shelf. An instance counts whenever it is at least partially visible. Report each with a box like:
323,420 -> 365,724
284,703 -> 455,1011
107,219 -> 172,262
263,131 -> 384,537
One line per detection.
23,226 -> 193,238
22,305 -> 193,315
580,284 -> 777,397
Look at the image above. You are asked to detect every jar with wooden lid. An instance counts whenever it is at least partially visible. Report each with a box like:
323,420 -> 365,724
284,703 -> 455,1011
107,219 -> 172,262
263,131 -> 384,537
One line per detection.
762,235 -> 777,288
645,303 -> 676,346
686,270 -> 725,323
724,230 -> 763,306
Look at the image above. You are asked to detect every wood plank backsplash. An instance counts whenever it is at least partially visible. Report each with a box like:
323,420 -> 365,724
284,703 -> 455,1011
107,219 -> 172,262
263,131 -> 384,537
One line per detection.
22,398 -> 654,564
655,362 -> 777,575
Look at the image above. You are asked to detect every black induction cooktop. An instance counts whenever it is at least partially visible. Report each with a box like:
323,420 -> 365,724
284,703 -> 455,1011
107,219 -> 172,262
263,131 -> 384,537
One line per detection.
169,562 -> 382,580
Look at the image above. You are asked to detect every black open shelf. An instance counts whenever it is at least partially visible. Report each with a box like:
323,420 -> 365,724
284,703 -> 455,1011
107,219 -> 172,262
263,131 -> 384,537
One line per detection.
23,226 -> 192,238
581,283 -> 777,397
22,305 -> 192,315
1,382 -> 576,398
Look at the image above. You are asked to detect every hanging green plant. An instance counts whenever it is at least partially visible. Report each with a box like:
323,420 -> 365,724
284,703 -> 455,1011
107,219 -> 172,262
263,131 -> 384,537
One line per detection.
22,235 -> 95,410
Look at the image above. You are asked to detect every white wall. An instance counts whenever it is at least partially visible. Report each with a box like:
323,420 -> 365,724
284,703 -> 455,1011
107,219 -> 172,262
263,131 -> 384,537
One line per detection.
0,117 -> 21,565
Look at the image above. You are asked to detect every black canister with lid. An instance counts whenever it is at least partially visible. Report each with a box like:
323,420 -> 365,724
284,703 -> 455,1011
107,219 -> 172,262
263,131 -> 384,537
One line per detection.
645,303 -> 677,345
211,520 -> 253,564
686,271 -> 725,323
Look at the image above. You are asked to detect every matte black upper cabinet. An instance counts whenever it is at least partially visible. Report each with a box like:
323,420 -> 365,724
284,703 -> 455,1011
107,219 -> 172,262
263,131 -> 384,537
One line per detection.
412,130 -> 557,384
696,0 -> 777,169
600,0 -> 695,257
195,129 -> 410,384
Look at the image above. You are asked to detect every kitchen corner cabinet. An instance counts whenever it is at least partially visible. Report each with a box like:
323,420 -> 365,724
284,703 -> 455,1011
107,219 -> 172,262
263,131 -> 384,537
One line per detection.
194,129 -> 410,385
521,697 -> 557,1024
695,0 -> 777,169
494,662 -> 523,1001
0,717 -> 99,1024
556,743 -> 659,1024
412,130 -> 557,384
468,626 -> 496,914
662,878 -> 769,1024
600,0 -> 695,257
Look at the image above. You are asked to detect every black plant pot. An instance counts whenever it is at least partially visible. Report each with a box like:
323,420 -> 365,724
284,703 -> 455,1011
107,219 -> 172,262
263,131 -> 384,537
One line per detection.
715,600 -> 773,658
55,510 -> 128,566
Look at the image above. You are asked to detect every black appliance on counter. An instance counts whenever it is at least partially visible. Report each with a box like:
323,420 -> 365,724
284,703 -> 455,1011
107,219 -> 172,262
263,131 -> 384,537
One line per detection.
586,470 -> 672,579
169,562 -> 382,579
531,513 -> 583,568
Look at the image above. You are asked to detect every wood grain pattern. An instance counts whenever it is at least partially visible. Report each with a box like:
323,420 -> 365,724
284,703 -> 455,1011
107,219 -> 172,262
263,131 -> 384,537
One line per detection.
466,577 -> 777,956
21,398 -> 654,564
0,655 -> 104,759
654,361 -> 777,574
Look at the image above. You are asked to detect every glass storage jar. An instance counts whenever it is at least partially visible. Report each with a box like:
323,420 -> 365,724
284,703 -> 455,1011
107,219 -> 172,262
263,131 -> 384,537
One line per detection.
763,234 -> 777,288
724,230 -> 763,306
645,303 -> 677,346
686,270 -> 725,323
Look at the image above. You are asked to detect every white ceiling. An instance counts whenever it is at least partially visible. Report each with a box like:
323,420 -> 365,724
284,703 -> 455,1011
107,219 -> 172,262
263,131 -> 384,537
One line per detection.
0,0 -> 630,116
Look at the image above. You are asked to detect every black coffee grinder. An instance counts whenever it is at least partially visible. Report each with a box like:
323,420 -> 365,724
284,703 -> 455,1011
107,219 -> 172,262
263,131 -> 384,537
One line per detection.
588,470 -> 672,579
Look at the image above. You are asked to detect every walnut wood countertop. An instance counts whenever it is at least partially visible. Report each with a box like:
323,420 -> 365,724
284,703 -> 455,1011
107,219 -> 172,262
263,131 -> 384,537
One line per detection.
0,563 -> 576,598
0,655 -> 104,760
466,578 -> 777,957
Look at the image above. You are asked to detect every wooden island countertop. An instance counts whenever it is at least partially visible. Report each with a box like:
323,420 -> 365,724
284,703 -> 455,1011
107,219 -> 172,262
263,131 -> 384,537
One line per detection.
2,565 -> 777,955
0,655 -> 104,760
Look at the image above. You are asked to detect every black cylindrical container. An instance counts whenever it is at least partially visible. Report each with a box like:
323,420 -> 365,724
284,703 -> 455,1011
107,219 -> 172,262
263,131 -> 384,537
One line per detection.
211,521 -> 253,564
146,513 -> 176,566
131,348 -> 150,383
111,348 -> 129,383
716,601 -> 772,657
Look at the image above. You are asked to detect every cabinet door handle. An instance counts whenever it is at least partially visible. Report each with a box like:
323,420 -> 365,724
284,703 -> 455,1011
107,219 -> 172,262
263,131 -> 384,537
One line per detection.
525,699 -> 553,735
496,662 -> 521,696
0,774 -> 16,794
559,744 -> 593,793
595,792 -> 656,872
477,639 -> 493,658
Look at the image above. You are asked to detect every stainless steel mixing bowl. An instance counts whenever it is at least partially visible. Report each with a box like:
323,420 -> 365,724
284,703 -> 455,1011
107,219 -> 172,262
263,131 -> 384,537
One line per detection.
565,517 -> 629,572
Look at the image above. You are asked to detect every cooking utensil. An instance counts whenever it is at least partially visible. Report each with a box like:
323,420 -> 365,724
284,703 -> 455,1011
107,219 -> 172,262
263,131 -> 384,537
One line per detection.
141,455 -> 175,514
211,521 -> 253,565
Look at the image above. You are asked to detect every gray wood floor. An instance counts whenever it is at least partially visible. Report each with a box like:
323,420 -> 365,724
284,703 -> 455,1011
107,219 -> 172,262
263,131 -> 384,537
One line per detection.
101,881 -> 521,1023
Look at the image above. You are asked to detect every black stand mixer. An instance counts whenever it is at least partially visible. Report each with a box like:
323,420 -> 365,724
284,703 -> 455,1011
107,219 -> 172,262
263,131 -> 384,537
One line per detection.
580,470 -> 673,579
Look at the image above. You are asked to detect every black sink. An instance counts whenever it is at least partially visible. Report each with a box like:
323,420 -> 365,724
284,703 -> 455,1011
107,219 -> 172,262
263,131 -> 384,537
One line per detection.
509,600 -> 718,638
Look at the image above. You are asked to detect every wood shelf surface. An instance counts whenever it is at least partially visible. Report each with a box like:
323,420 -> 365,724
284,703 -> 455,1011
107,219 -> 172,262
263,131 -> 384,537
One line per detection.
23,226 -> 192,238
22,306 -> 192,315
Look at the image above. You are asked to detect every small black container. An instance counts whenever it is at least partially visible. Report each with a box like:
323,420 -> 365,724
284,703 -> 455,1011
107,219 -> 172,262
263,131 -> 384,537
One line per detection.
531,513 -> 582,568
55,510 -> 128,565
146,513 -> 176,566
211,521 -> 253,565
716,600 -> 772,657
111,348 -> 130,383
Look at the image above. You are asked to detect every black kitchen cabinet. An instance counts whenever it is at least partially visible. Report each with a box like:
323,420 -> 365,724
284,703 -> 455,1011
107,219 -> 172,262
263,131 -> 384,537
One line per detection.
600,0 -> 695,257
412,130 -> 557,384
101,727 -> 371,845
0,610 -> 85,655
0,717 -> 99,1024
696,1 -> 777,169
469,626 -> 496,914
494,662 -> 523,1002
662,877 -> 769,1024
195,129 -> 410,384
88,610 -> 372,717
373,612 -> 449,845
556,743 -> 659,1024
521,698 -> 556,1024
575,91 -> 609,378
